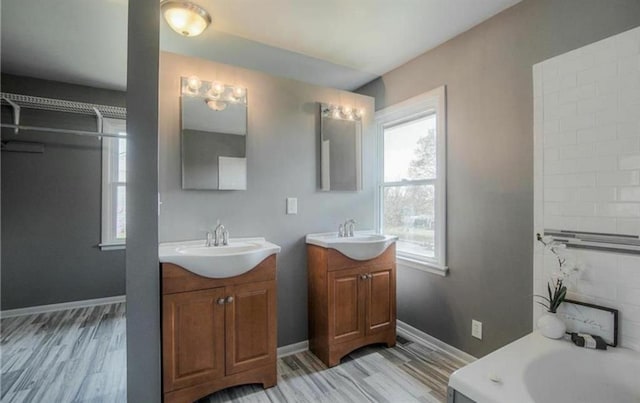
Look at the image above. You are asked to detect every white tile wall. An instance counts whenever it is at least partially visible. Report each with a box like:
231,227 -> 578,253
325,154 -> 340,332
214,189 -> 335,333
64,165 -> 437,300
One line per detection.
534,27 -> 640,352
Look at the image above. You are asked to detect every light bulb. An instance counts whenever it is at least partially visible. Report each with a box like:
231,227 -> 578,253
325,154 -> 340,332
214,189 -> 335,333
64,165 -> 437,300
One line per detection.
233,87 -> 246,99
206,99 -> 227,111
186,76 -> 201,92
212,82 -> 224,95
332,107 -> 341,119
342,106 -> 352,116
354,108 -> 364,119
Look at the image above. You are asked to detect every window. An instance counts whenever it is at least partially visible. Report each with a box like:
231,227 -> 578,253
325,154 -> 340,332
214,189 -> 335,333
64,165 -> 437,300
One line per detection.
376,86 -> 447,275
100,118 -> 127,250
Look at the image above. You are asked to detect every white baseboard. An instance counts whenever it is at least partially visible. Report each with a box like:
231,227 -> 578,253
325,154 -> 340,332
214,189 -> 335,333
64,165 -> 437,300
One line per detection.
1,295 -> 126,318
397,320 -> 476,364
277,340 -> 309,357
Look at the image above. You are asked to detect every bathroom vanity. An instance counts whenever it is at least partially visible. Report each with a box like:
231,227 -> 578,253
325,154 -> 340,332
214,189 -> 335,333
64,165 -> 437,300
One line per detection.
160,239 -> 279,403
306,232 -> 397,367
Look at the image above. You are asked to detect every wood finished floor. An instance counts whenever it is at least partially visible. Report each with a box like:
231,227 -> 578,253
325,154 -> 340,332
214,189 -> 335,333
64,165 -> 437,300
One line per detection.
1,303 -> 464,403
1,303 -> 126,403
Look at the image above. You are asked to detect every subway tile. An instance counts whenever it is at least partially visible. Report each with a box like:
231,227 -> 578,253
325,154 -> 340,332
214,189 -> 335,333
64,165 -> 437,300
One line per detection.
558,53 -> 595,76
544,147 -> 560,162
619,256 -> 640,284
543,214 -> 577,230
545,202 -> 596,217
618,54 -> 640,77
576,62 -> 617,85
590,41 -> 620,66
617,121 -> 640,138
559,113 -> 595,132
622,334 -> 640,352
619,187 -> 640,202
543,187 -> 566,202
577,93 -> 617,116
544,132 -> 576,148
596,76 -> 619,96
596,202 -> 640,217
594,137 -> 640,156
544,102 -> 576,121
573,187 -> 617,202
543,117 -> 560,134
576,125 -> 616,143
546,173 -> 596,188
558,143 -> 594,159
615,33 -> 640,58
618,287 -> 640,306
619,155 -> 640,170
544,156 -> 618,175
576,216 -> 617,233
621,320 -> 640,338
542,61 -> 559,80
618,100 -> 640,123
617,218 -> 640,235
576,280 -> 617,300
558,83 -> 596,104
596,170 -> 639,186
621,304 -> 640,324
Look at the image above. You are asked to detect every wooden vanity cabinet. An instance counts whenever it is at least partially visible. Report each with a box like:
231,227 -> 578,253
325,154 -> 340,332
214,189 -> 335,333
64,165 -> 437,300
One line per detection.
308,244 -> 396,367
162,256 -> 277,403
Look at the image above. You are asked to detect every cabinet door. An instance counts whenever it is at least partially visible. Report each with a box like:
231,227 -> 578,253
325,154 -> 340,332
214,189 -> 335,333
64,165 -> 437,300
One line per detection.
328,268 -> 366,344
225,280 -> 277,375
366,266 -> 396,335
163,288 -> 226,392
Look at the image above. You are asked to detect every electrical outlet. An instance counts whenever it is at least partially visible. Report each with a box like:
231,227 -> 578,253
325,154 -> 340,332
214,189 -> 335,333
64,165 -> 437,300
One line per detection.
472,320 -> 483,340
286,197 -> 298,215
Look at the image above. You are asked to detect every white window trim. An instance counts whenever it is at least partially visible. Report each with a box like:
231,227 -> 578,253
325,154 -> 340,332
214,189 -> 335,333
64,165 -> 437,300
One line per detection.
375,86 -> 447,275
100,118 -> 126,251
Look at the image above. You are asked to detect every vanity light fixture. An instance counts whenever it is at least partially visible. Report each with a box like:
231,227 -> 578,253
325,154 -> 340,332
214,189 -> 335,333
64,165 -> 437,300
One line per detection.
161,1 -> 212,37
322,104 -> 364,121
181,76 -> 247,111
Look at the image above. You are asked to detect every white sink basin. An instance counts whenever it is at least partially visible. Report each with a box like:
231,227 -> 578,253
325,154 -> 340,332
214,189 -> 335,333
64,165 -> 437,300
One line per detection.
306,231 -> 397,261
159,238 -> 280,278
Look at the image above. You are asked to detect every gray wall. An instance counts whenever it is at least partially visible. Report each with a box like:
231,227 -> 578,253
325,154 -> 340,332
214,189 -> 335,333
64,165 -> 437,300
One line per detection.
126,0 -> 161,400
357,0 -> 640,357
159,51 -> 375,347
1,74 -> 126,310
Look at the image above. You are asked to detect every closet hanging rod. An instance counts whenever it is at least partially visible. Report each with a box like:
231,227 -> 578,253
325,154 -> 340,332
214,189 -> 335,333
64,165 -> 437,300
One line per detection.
1,92 -> 126,119
0,124 -> 126,139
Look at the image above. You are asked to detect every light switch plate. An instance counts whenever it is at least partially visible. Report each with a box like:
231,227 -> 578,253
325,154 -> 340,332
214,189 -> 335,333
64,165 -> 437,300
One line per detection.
286,197 -> 298,215
472,320 -> 483,340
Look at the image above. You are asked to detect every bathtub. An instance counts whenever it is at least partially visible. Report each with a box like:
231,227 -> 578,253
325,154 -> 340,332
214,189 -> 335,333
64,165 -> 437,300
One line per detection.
448,331 -> 640,403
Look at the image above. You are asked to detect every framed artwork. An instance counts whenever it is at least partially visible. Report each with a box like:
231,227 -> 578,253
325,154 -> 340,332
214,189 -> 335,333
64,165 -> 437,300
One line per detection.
556,299 -> 618,347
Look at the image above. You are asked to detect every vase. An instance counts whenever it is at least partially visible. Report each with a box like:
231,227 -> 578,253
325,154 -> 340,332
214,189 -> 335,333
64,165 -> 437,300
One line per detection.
537,312 -> 566,339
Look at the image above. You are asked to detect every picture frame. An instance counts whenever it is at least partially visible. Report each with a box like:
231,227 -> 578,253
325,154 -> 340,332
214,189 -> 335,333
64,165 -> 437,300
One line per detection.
556,299 -> 618,347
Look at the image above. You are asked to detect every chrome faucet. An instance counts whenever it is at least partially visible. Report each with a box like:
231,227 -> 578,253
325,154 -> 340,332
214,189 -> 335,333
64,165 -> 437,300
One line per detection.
338,223 -> 346,237
344,219 -> 356,237
205,231 -> 214,247
213,223 -> 228,247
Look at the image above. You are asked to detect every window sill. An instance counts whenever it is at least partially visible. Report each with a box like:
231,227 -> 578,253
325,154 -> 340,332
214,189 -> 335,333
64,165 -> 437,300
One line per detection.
396,255 -> 448,277
99,242 -> 126,251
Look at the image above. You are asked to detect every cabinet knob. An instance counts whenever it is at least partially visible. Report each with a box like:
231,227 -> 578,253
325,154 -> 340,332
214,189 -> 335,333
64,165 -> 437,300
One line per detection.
216,298 -> 226,305
360,274 -> 368,280
225,296 -> 234,304
367,274 -> 373,279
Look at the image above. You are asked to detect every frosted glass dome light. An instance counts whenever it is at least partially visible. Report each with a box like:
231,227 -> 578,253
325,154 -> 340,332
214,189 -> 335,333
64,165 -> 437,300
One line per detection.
161,1 -> 212,37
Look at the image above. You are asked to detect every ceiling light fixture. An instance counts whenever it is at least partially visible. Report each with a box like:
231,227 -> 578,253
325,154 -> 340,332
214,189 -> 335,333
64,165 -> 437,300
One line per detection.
161,1 -> 212,37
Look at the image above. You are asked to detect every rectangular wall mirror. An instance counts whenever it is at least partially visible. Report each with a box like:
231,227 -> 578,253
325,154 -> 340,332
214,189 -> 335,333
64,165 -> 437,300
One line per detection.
181,77 -> 248,190
320,103 -> 362,191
